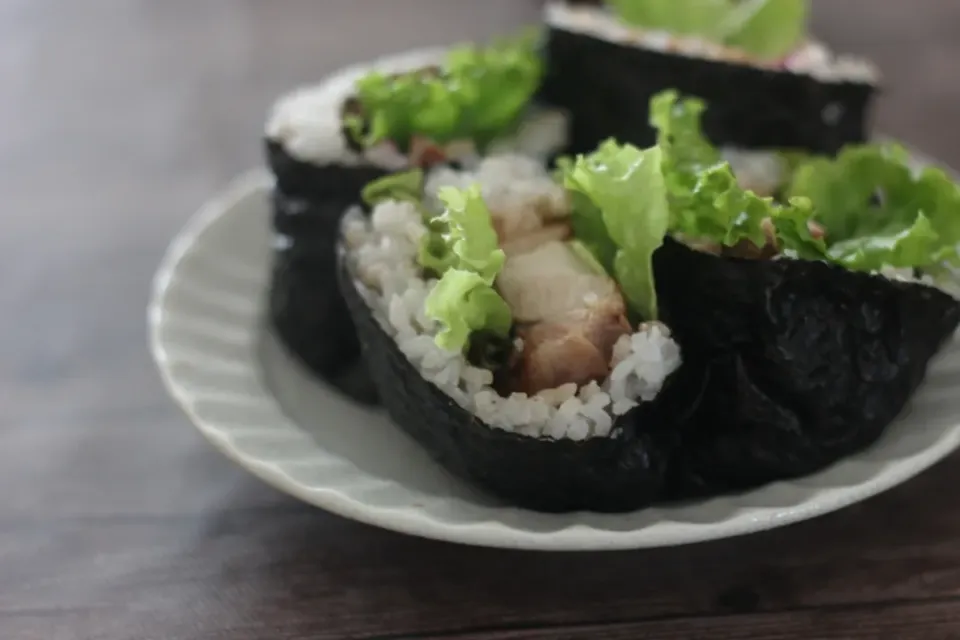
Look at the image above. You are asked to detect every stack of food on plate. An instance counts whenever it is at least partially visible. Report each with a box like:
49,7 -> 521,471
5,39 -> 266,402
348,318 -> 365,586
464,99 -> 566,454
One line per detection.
257,0 -> 960,513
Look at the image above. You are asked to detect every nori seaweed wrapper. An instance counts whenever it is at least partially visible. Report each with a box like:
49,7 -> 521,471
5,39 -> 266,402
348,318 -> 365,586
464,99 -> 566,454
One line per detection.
539,25 -> 878,156
337,244 -> 708,513
270,237 -> 379,405
265,139 -> 390,217
651,238 -> 960,497
335,231 -> 959,510
265,138 -> 389,395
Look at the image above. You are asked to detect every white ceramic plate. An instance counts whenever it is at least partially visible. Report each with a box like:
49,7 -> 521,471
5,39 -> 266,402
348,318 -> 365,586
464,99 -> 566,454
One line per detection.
149,169 -> 960,551
148,50 -> 960,552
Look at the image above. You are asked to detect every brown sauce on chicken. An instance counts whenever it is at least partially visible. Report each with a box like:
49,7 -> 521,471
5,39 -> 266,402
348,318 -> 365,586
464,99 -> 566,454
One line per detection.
494,237 -> 632,395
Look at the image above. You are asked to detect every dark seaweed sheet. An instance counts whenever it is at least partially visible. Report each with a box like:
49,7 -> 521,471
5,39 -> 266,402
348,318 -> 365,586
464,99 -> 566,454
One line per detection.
265,139 -> 389,203
652,237 -> 960,497
335,233 -> 958,512
270,240 -> 379,405
265,138 -> 388,398
337,245 -> 708,513
538,26 -> 878,156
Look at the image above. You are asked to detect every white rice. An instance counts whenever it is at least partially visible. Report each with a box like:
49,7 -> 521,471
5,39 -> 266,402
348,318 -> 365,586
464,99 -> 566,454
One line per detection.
424,152 -> 570,221
544,1 -> 879,84
344,154 -> 683,441
266,83 -> 367,167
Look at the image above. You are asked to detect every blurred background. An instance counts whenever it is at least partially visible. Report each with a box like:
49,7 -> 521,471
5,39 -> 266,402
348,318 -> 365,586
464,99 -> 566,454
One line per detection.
2,1 -> 959,638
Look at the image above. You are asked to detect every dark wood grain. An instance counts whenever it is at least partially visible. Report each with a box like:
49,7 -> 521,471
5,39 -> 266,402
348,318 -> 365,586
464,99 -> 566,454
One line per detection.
2,1 -> 960,639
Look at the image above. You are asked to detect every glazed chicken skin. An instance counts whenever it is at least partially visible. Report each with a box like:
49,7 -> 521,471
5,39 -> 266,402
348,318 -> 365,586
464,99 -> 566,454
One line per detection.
488,190 -> 632,395
512,296 -> 631,395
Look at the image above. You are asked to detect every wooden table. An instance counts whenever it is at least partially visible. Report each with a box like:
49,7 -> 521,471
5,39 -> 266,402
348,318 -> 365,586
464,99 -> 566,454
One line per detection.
4,1 -> 960,638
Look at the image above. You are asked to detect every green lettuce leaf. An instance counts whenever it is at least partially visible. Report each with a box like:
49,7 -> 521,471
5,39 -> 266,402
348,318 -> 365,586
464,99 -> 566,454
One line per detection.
681,163 -> 770,248
786,143 -> 960,271
416,183 -> 506,280
432,185 -> 505,283
350,30 -> 542,151
770,196 -> 828,260
568,191 -> 619,275
786,144 -> 908,240
777,149 -> 818,186
649,90 -> 721,212
361,169 -> 425,207
564,140 -> 671,320
567,239 -> 610,276
609,0 -> 732,38
611,0 -> 807,59
672,163 -> 828,258
649,89 -> 823,257
650,90 -> 720,170
551,154 -> 575,183
553,155 -> 619,274
419,185 -> 512,353
425,269 -> 513,352
825,214 -> 942,272
721,0 -> 808,60
417,224 -> 458,277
